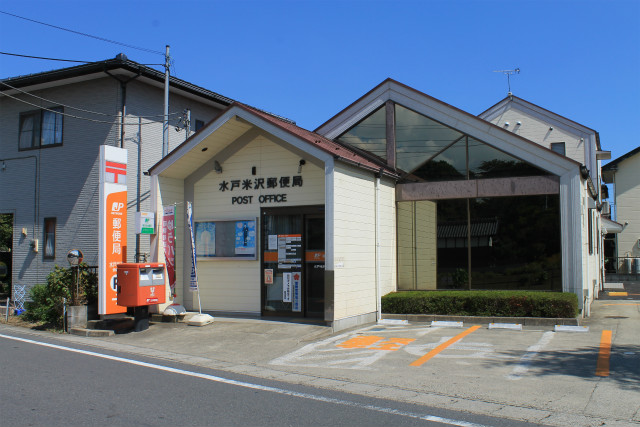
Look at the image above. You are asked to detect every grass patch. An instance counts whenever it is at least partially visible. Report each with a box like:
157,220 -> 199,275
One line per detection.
382,290 -> 578,318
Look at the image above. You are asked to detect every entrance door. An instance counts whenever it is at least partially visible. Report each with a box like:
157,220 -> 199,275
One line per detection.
261,206 -> 324,318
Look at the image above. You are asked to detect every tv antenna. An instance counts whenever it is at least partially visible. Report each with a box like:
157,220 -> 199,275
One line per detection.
493,68 -> 520,95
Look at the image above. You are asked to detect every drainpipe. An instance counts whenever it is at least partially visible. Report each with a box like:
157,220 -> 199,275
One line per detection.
375,170 -> 382,322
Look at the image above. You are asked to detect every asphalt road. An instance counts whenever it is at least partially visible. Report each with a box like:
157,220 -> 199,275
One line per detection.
0,330 -> 542,427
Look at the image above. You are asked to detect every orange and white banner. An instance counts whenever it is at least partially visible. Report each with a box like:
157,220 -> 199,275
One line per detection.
98,145 -> 128,315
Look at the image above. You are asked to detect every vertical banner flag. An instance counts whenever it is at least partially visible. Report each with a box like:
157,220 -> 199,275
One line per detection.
162,205 -> 176,297
187,201 -> 198,292
98,145 -> 128,315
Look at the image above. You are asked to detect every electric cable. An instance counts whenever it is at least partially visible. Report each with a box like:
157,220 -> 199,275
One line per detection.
0,81 -> 180,118
3,91 -> 161,126
0,51 -> 167,67
0,51 -> 90,63
0,11 -> 165,56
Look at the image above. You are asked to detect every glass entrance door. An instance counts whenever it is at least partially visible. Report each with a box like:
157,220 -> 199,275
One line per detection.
261,207 -> 324,318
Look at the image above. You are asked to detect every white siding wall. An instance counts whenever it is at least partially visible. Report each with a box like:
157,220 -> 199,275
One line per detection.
615,154 -> 640,259
378,177 -> 397,296
190,135 -> 325,313
332,163 -> 377,320
486,108 -> 586,165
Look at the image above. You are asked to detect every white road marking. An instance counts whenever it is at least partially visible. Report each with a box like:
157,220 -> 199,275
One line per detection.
0,332 -> 488,427
506,331 -> 555,380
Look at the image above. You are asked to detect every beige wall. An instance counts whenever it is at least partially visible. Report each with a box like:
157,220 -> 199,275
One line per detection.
190,135 -> 325,313
485,108 -> 586,165
396,201 -> 437,290
332,163 -> 376,320
615,153 -> 640,259
331,163 -> 397,321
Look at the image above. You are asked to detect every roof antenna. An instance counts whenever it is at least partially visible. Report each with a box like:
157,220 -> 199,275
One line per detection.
493,68 -> 520,96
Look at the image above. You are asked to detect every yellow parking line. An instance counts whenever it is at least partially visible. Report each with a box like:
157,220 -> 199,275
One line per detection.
595,330 -> 612,377
608,292 -> 628,296
410,325 -> 482,367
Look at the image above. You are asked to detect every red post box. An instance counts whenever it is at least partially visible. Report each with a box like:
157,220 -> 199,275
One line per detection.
116,263 -> 166,307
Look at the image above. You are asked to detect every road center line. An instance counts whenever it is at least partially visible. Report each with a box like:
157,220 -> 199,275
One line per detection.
0,333 -> 488,427
410,325 -> 482,367
596,330 -> 612,377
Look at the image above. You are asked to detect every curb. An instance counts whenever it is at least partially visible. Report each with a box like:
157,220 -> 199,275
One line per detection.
382,314 -> 580,326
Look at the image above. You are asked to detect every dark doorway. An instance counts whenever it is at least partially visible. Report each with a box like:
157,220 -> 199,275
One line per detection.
0,213 -> 13,299
261,206 -> 325,318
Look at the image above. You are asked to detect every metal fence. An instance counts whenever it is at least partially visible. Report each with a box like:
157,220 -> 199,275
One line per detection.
605,256 -> 640,274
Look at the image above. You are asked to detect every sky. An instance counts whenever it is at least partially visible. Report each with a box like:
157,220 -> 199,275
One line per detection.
0,0 -> 639,164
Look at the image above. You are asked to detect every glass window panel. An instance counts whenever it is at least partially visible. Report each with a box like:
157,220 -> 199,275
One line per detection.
412,139 -> 468,181
395,104 -> 464,173
550,142 -> 565,156
44,218 -> 56,259
337,105 -> 387,159
41,107 -> 63,146
19,113 -> 36,150
468,137 -> 549,179
469,195 -> 561,290
436,199 -> 469,289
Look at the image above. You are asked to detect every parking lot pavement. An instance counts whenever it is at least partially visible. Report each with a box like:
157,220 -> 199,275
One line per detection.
270,302 -> 640,426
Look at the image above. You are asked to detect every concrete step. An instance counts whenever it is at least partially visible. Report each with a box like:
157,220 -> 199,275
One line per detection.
69,328 -> 115,337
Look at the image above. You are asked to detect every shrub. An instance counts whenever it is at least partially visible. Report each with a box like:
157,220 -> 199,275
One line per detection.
382,290 -> 578,318
23,264 -> 98,328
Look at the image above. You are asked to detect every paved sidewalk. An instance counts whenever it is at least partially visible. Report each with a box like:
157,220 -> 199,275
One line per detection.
2,300 -> 638,427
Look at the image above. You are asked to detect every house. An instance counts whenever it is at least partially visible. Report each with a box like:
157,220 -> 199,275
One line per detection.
479,95 -> 611,312
148,79 -> 597,330
0,54 -> 235,299
602,146 -> 640,278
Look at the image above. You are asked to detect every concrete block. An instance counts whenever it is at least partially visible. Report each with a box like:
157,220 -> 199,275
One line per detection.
489,323 -> 522,330
431,320 -> 463,328
554,325 -> 589,332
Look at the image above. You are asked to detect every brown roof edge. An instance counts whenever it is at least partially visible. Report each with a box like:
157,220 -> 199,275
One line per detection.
149,102 -> 399,179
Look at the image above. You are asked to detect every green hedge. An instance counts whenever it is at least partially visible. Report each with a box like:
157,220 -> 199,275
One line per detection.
382,291 -> 578,318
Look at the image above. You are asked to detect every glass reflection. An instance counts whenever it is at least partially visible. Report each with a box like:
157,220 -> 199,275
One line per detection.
397,195 -> 562,291
395,104 -> 464,172
337,105 -> 387,159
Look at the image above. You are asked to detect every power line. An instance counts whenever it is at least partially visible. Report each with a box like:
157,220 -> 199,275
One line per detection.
2,91 -> 161,126
0,81 -> 180,119
0,51 -> 91,63
0,51 -> 166,67
0,10 -> 165,56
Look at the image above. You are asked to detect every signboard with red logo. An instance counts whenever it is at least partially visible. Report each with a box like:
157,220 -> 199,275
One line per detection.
162,205 -> 176,297
98,145 -> 128,315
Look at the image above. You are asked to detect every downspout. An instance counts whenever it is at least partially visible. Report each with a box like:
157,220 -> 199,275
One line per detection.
375,170 -> 382,322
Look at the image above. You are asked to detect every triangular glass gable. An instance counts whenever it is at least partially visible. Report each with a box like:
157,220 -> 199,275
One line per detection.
412,139 -> 468,181
411,136 -> 550,182
337,105 -> 387,160
467,137 -> 548,179
395,104 -> 464,172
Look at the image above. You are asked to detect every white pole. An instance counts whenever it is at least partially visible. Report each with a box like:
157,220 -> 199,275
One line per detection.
375,174 -> 381,322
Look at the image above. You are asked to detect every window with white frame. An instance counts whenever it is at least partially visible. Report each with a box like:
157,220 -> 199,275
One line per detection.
19,107 -> 64,150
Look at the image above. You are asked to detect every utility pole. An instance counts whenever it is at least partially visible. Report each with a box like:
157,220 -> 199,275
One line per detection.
175,109 -> 191,142
162,45 -> 170,158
